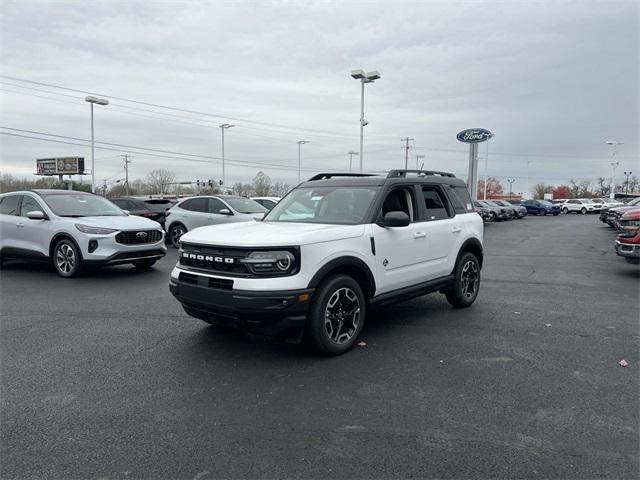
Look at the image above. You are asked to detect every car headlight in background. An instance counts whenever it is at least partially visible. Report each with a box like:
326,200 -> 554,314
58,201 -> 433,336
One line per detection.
75,224 -> 118,235
240,250 -> 297,275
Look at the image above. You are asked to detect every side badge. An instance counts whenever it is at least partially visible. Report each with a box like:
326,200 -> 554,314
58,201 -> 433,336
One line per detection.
382,258 -> 389,267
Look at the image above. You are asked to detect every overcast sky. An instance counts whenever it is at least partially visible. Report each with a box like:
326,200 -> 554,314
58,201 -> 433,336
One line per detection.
1,0 -> 638,194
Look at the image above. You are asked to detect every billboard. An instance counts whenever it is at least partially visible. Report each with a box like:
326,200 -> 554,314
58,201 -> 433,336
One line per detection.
36,157 -> 85,175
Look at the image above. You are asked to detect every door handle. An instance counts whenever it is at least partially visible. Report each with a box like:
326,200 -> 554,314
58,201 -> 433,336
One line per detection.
414,232 -> 426,238
16,222 -> 25,228
451,226 -> 462,233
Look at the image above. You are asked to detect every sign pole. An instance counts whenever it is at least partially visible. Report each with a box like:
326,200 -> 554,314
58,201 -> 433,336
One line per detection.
467,143 -> 478,200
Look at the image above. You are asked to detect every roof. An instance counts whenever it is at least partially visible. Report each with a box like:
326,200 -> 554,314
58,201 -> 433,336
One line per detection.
22,189 -> 93,196
299,170 -> 466,188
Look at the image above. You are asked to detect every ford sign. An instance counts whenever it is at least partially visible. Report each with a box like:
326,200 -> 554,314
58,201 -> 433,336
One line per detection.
456,128 -> 493,144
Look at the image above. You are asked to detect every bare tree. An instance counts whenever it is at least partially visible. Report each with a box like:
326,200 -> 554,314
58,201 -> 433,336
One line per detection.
532,183 -> 552,199
146,169 -> 176,194
272,181 -> 292,197
578,180 -> 593,197
252,171 -> 272,197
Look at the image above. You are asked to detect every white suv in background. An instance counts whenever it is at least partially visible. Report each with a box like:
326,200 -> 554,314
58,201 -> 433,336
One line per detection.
561,198 -> 602,214
170,170 -> 484,355
165,195 -> 267,248
0,190 -> 166,277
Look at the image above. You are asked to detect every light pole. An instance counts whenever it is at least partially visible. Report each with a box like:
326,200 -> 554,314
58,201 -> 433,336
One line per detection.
219,124 -> 235,188
351,69 -> 380,173
348,151 -> 358,172
525,160 -> 533,199
297,140 -> 309,183
483,135 -> 494,201
624,171 -> 633,194
85,96 -> 109,193
507,178 -> 516,198
606,141 -> 623,196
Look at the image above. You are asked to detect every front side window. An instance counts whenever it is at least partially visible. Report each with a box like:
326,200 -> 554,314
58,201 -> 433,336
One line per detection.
0,195 -> 20,216
42,194 -> 124,217
422,186 -> 450,221
208,198 -> 227,214
19,196 -> 43,216
381,187 -> 417,221
223,197 -> 266,214
265,186 -> 378,225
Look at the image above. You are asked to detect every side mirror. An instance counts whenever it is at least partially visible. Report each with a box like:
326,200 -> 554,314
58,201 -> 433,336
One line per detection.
380,211 -> 410,227
122,209 -> 130,215
219,208 -> 232,215
26,210 -> 47,220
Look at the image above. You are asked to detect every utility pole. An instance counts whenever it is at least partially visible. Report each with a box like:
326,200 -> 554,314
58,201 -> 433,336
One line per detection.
219,124 -> 235,187
348,151 -> 358,172
416,154 -> 425,170
102,179 -> 107,197
121,154 -> 132,196
402,137 -> 414,170
624,171 -> 633,194
297,140 -> 310,183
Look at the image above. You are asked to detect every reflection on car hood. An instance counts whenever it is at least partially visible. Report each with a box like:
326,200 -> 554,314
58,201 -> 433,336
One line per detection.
181,221 -> 365,247
63,215 -> 162,229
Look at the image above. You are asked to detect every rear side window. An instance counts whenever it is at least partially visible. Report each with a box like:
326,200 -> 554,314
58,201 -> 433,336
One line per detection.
0,195 -> 20,216
421,186 -> 450,221
181,198 -> 208,212
448,186 -> 474,214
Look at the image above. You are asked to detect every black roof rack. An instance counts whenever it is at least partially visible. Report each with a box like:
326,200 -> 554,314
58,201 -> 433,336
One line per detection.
307,173 -> 378,181
387,169 -> 456,178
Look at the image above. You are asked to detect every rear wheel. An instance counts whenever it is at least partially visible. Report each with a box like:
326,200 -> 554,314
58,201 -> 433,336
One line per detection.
540,209 -> 546,216
52,239 -> 83,278
307,274 -> 366,356
169,223 -> 187,248
133,259 -> 157,269
445,252 -> 481,308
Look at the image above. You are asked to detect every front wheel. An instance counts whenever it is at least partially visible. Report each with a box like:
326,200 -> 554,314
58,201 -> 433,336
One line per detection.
581,207 -> 587,214
540,209 -> 546,216
53,238 -> 83,278
307,275 -> 366,356
562,207 -> 569,214
445,252 -> 481,308
133,259 -> 157,269
169,224 -> 187,248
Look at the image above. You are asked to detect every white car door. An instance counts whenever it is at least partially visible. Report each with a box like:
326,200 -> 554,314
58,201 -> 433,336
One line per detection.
373,186 -> 431,294
418,185 -> 458,279
180,198 -> 211,230
0,194 -> 22,251
13,194 -> 51,256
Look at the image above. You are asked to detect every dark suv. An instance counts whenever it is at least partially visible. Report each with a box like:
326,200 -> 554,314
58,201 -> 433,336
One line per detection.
521,199 -> 560,216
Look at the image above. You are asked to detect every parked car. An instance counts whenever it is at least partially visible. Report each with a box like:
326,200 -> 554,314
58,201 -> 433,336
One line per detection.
614,209 -> 640,264
592,198 -> 624,208
481,200 -> 516,219
521,199 -> 561,216
492,199 -> 526,218
165,195 -> 267,248
0,190 -> 166,277
600,197 -> 640,225
475,206 -> 494,222
560,198 -> 601,214
110,197 -> 174,227
251,197 -> 281,210
474,200 -> 510,221
170,169 -> 483,355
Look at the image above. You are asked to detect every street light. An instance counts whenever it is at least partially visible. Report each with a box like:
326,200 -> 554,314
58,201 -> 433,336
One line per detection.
624,171 -> 633,194
297,140 -> 309,183
606,141 -> 623,196
507,178 -> 516,198
416,154 -> 425,170
351,69 -> 381,173
219,124 -> 235,188
85,96 -> 109,193
348,151 -> 358,172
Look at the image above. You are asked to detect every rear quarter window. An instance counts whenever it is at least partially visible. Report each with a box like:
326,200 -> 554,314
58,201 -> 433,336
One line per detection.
449,186 -> 474,213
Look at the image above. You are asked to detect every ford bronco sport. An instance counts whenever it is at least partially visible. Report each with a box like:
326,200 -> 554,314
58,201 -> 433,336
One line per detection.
169,170 -> 484,355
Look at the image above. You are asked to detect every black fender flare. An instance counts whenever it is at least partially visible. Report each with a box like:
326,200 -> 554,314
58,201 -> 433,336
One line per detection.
307,256 -> 377,298
454,238 -> 484,270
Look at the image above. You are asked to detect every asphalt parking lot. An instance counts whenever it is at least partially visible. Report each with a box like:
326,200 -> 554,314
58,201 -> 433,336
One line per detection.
1,214 -> 638,479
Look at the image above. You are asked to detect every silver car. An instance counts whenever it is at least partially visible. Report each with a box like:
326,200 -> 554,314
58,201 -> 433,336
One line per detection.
165,195 -> 267,247
0,189 -> 166,277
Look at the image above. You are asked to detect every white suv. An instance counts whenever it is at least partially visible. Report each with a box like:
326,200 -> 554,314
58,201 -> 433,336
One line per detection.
170,170 -> 484,355
165,195 -> 267,248
0,190 -> 166,277
561,198 -> 602,214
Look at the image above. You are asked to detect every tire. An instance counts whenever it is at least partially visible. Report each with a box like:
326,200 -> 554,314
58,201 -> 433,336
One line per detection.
445,252 -> 481,308
553,212 -> 559,216
488,212 -> 496,222
307,274 -> 366,356
581,207 -> 587,214
52,238 -> 83,278
540,209 -> 546,216
562,207 -> 569,214
133,259 -> 157,269
169,223 -> 187,248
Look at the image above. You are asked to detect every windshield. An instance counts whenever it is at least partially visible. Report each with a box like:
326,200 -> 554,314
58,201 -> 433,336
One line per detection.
43,194 -> 125,217
539,200 -> 553,206
224,197 -> 267,214
591,198 -> 604,204
265,186 -> 378,225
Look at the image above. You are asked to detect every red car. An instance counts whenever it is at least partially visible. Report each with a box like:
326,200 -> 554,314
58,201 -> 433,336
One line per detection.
615,209 -> 640,264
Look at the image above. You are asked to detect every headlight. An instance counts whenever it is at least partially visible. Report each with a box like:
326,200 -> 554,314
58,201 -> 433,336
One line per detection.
240,250 -> 297,275
75,224 -> 118,235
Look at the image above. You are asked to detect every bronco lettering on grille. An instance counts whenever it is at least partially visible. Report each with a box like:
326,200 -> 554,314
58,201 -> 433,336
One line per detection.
182,252 -> 234,264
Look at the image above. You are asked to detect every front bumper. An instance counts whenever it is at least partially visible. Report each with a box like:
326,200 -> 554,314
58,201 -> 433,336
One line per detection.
615,240 -> 640,259
169,273 -> 314,343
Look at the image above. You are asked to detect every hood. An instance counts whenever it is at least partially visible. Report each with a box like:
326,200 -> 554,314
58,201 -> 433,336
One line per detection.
180,221 -> 365,247
68,215 -> 162,230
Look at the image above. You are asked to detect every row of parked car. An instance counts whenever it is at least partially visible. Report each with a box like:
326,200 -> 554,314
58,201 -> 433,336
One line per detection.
598,197 -> 640,265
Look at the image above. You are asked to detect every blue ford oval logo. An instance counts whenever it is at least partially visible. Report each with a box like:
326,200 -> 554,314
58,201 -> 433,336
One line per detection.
456,128 -> 493,143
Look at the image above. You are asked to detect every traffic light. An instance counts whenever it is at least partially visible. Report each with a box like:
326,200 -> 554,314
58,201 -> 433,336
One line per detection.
219,179 -> 223,186
208,179 -> 213,187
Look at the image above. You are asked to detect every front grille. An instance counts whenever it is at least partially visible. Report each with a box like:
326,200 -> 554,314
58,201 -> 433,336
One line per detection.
116,230 -> 163,245
179,272 -> 234,290
179,244 -> 254,276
